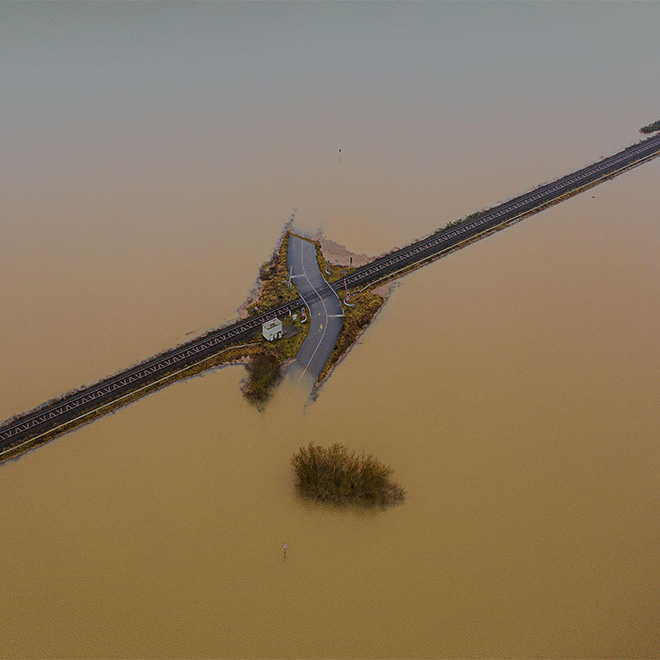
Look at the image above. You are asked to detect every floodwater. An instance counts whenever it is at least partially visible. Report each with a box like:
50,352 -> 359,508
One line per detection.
1,3 -> 660,657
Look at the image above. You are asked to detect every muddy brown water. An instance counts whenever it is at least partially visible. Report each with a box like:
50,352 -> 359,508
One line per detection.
2,3 -> 660,657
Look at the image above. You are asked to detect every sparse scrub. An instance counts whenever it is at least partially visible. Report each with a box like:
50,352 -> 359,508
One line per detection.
241,231 -> 314,405
268,320 -> 306,361
640,119 -> 660,134
435,210 -> 484,234
314,240 -> 355,283
248,232 -> 299,315
291,442 -> 405,508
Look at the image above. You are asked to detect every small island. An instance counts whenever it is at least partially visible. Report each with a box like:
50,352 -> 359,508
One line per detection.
291,442 -> 405,508
238,229 -> 388,406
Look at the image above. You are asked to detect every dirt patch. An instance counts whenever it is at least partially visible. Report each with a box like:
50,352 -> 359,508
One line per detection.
372,282 -> 393,298
313,235 -> 373,268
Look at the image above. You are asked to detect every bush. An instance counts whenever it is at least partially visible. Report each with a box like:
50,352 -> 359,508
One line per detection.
242,352 -> 281,405
640,119 -> 660,134
291,442 -> 405,508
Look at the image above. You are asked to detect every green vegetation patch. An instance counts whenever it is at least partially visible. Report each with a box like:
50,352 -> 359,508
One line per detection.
247,231 -> 299,315
241,231 -> 318,404
640,119 -> 660,134
239,230 -> 313,405
319,288 -> 385,381
291,442 -> 405,508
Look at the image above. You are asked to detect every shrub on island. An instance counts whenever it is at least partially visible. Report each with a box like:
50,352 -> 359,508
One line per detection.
291,442 -> 405,508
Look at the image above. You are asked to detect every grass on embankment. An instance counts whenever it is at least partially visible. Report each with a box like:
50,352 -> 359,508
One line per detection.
241,314 -> 309,407
247,231 -> 299,316
310,237 -> 387,382
318,287 -> 386,382
291,442 -> 405,508
0,338 -> 263,464
240,231 -> 310,406
244,233 -> 385,398
3,314 -> 310,463
2,233 -> 307,462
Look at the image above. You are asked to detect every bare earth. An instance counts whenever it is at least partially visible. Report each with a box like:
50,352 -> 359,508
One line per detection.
315,234 -> 393,298
314,235 -> 373,268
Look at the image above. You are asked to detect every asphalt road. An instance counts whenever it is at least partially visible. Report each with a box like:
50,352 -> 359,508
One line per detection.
286,235 -> 344,382
3,133 -> 660,457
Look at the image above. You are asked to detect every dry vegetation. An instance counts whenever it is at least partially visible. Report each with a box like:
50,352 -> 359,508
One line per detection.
247,231 -> 299,315
314,240 -> 356,283
291,442 -> 405,508
299,237 -> 387,382
238,231 -> 312,405
242,351 -> 282,406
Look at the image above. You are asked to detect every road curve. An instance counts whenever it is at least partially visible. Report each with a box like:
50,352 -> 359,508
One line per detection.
2,133 -> 660,459
286,235 -> 344,382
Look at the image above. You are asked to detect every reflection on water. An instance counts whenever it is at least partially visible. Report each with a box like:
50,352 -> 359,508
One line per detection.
2,2 -> 660,657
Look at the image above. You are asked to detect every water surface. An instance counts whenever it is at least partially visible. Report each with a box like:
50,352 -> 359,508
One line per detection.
1,3 -> 659,657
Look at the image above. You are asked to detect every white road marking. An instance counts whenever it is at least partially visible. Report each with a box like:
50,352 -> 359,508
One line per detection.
297,239 -> 331,382
321,270 -> 344,307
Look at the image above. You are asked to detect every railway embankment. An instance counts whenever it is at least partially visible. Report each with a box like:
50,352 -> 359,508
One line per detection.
3,131 -> 660,463
0,232 -> 309,463
311,237 -> 389,385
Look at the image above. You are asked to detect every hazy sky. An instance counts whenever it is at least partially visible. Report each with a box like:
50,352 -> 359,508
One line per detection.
3,2 -> 659,204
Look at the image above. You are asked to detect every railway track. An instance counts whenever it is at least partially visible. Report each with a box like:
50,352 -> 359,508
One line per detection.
336,133 -> 660,291
3,133 -> 660,459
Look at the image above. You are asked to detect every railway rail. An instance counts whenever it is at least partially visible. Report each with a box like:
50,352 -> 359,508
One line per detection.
3,133 -> 660,459
336,132 -> 660,291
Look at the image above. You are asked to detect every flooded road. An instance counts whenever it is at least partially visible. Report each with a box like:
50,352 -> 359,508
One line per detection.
1,3 -> 660,657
